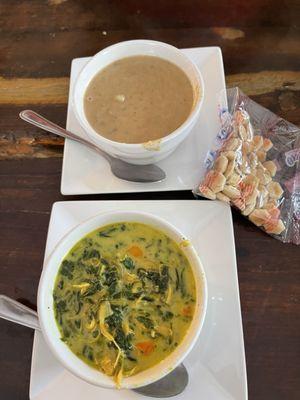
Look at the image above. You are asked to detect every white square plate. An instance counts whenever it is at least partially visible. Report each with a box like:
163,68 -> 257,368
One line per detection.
61,47 -> 225,194
30,200 -> 247,400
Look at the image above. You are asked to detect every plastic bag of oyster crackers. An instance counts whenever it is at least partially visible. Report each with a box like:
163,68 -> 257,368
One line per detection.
194,88 -> 300,245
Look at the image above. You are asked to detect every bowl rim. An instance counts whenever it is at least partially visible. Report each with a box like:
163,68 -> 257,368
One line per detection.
37,210 -> 207,389
72,39 -> 205,149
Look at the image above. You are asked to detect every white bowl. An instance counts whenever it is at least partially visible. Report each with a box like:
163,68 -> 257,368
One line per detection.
73,40 -> 204,165
37,211 -> 207,389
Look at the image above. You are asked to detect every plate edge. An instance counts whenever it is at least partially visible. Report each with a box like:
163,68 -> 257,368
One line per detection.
60,47 -> 226,195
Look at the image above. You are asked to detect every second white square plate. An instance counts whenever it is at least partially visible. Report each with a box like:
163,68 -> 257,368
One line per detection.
30,200 -> 247,400
61,47 -> 225,195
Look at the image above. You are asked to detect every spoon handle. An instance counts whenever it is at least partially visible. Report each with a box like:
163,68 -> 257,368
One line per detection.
19,109 -> 166,183
19,110 -> 110,161
0,295 -> 40,331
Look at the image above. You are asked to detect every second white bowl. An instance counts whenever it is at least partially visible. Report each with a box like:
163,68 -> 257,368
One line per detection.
37,210 -> 207,389
73,40 -> 204,165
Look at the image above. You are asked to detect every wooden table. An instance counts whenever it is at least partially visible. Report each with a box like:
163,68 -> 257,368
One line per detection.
0,1 -> 299,399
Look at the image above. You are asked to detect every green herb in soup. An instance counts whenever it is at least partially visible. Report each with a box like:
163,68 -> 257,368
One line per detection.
53,222 -> 196,386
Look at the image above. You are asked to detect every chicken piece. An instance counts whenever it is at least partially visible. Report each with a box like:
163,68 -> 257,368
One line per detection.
100,356 -> 115,376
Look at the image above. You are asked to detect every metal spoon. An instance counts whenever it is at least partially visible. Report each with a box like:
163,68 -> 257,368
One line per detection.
19,110 -> 166,183
133,364 -> 189,397
0,294 -> 40,331
0,295 -> 188,397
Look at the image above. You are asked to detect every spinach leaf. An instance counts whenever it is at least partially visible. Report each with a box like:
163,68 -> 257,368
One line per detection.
98,232 -> 111,238
115,329 -> 133,351
63,328 -> 70,338
55,298 -> 68,325
108,280 -> 118,296
103,267 -> 118,286
74,319 -> 81,329
175,268 -> 185,296
137,268 -> 147,280
98,227 -> 117,238
85,265 -> 99,275
123,288 -> 141,301
163,311 -> 174,321
57,280 -> 64,290
82,345 -> 94,361
122,257 -> 135,270
55,299 -> 67,314
146,271 -> 161,287
105,306 -> 123,330
101,258 -> 109,266
75,291 -> 83,314
175,268 -> 180,291
92,329 -> 99,338
180,269 -> 186,297
82,248 -> 100,260
142,296 -> 154,302
103,267 -> 118,297
159,265 -> 169,293
137,316 -> 154,329
126,355 -> 137,362
143,266 -> 169,294
105,306 -> 133,352
82,280 -> 102,297
60,260 -> 74,280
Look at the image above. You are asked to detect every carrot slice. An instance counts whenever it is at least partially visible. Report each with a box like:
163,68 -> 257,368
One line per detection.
128,246 -> 143,258
182,305 -> 193,317
136,341 -> 155,355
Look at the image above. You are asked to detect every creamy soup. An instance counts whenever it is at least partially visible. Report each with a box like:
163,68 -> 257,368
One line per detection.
53,222 -> 196,386
84,56 -> 194,144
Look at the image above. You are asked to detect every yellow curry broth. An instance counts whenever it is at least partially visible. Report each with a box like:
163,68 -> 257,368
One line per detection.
53,222 -> 196,384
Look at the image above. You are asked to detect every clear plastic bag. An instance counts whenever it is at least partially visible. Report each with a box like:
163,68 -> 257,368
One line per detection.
193,88 -> 300,244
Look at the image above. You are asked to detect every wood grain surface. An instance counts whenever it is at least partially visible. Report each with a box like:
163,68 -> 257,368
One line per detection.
0,1 -> 299,399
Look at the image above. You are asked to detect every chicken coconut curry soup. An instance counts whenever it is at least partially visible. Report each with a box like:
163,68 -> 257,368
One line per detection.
53,222 -> 197,386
